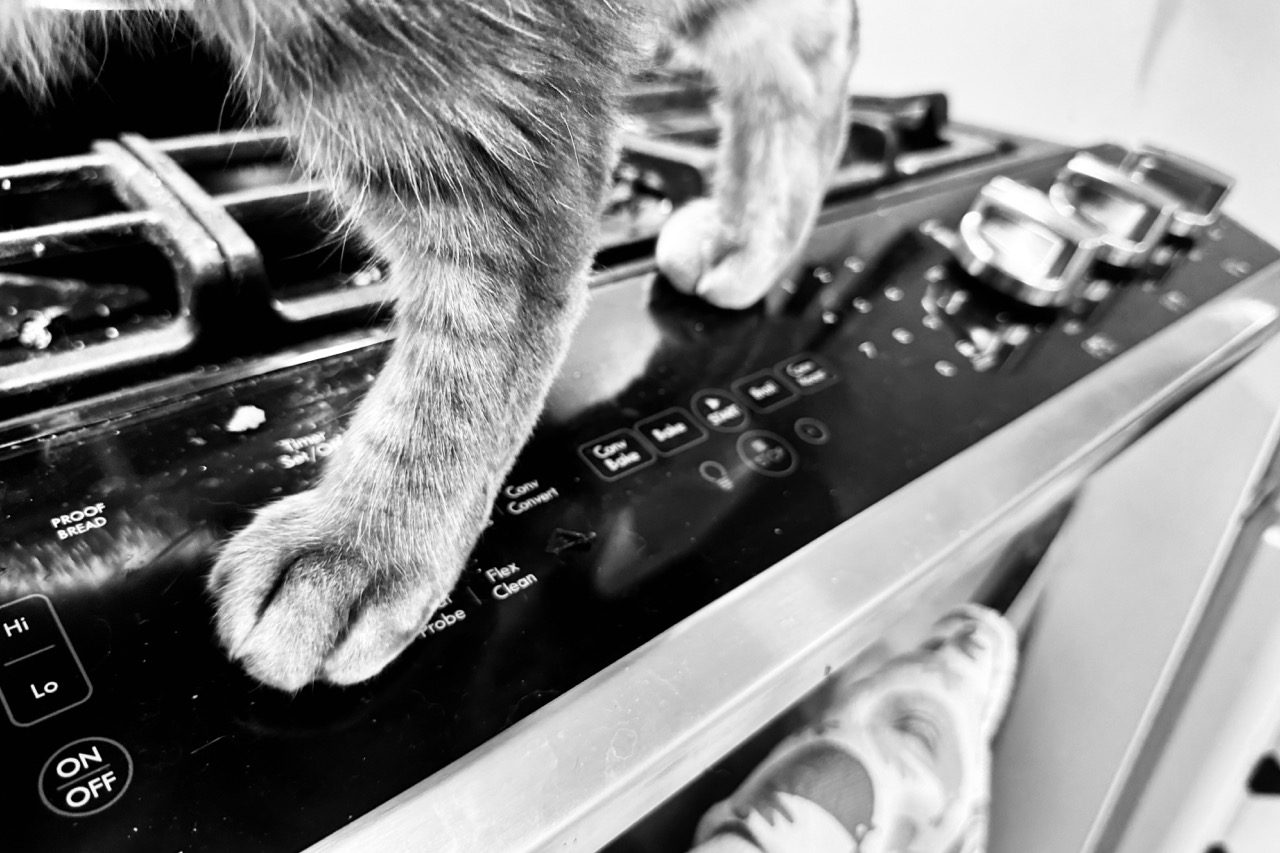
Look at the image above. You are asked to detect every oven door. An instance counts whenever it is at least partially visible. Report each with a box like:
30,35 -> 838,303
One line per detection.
991,327 -> 1280,853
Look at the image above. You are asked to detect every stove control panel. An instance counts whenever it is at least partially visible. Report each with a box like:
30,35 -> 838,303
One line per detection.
2,125 -> 1276,853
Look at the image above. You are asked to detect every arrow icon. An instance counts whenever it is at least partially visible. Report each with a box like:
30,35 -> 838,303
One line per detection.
545,528 -> 597,556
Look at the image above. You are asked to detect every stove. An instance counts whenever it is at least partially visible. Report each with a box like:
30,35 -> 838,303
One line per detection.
4,27 -> 1280,853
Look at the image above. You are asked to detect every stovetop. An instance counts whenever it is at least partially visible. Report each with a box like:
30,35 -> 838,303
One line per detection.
3,25 -> 1280,853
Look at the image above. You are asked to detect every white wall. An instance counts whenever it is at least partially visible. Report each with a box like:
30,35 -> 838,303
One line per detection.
853,0 -> 1280,240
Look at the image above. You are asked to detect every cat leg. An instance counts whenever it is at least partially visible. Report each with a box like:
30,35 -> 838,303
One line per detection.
193,1 -> 635,689
653,0 -> 859,308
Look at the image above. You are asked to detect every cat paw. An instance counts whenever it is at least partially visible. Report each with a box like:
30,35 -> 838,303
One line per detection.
207,491 -> 447,691
656,198 -> 794,310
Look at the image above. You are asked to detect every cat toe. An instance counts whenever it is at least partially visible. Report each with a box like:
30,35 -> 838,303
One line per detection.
217,549 -> 363,691
207,493 -> 443,691
656,198 -> 794,310
656,198 -> 733,295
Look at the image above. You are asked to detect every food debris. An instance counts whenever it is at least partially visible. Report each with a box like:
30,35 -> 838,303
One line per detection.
225,405 -> 267,433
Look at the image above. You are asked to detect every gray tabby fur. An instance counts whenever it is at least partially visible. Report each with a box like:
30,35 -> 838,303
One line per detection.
1,0 -> 859,689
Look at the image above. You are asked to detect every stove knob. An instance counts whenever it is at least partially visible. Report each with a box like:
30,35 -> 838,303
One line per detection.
1049,152 -> 1181,268
952,176 -> 1104,308
1119,145 -> 1233,238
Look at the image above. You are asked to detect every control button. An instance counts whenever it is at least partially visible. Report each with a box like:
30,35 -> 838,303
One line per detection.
778,354 -> 839,394
795,418 -> 832,445
0,595 -> 92,727
419,591 -> 474,639
1120,145 -> 1233,238
693,390 -> 749,432
698,461 -> 735,492
732,371 -> 797,414
39,737 -> 133,818
951,176 -> 1104,308
923,279 -> 1036,373
1049,152 -> 1180,268
578,429 -> 655,481
500,479 -> 561,517
635,408 -> 708,456
479,563 -> 540,602
736,431 -> 799,477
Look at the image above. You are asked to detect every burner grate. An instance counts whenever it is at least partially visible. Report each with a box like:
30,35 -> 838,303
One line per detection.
0,143 -> 221,395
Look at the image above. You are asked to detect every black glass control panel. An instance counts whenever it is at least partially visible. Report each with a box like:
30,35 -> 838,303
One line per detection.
2,131 -> 1277,852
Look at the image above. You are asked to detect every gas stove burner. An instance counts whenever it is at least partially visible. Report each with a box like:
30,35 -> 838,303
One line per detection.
0,143 -> 216,394
622,88 -> 1007,203
0,79 -> 1017,413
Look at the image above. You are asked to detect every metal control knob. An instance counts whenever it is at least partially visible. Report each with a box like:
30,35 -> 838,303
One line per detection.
1120,145 -> 1233,238
1050,153 -> 1181,268
952,176 -> 1104,308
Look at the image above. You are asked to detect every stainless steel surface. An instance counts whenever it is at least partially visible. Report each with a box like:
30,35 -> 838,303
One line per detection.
307,261 -> 1280,853
1221,797 -> 1280,853
989,329 -> 1280,853
1109,479 -> 1280,852
1050,152 -> 1180,268
1122,145 -> 1235,239
953,175 -> 1103,308
1121,528 -> 1280,853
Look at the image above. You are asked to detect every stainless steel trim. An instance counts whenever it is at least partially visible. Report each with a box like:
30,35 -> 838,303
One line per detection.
989,328 -> 1280,853
307,261 -> 1280,853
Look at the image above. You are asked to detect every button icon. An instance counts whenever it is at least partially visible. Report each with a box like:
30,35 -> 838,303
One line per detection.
736,431 -> 799,477
698,461 -> 735,492
692,390 -> 749,432
578,429 -> 656,481
778,354 -> 839,394
39,737 -> 133,818
732,371 -> 797,413
546,528 -> 597,556
636,408 -> 708,456
795,417 -> 832,445
0,595 -> 92,727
